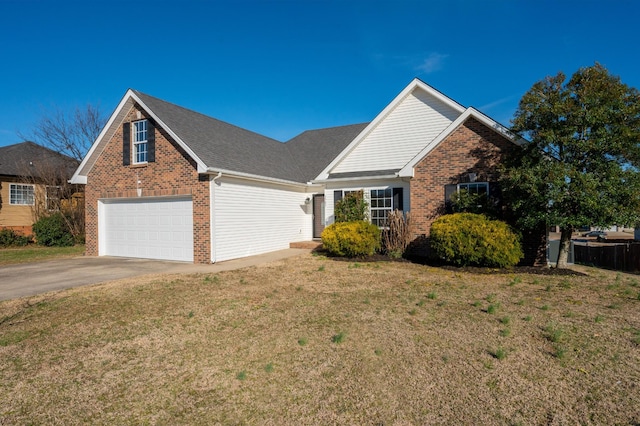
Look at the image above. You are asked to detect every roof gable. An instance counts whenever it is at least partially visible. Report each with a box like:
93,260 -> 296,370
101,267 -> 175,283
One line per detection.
315,78 -> 466,180
71,79 -> 519,186
398,107 -> 521,177
72,90 -> 311,184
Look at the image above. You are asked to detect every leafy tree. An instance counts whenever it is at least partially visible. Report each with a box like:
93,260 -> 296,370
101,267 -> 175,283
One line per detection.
334,190 -> 369,222
450,189 -> 498,218
501,63 -> 640,268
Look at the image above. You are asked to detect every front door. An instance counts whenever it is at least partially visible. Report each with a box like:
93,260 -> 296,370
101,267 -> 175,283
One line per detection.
313,194 -> 325,238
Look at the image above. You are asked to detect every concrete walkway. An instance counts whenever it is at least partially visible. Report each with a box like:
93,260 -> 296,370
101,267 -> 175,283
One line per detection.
0,248 -> 310,301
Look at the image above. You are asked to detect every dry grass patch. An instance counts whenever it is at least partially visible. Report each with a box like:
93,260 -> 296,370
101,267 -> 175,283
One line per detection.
1,254 -> 639,424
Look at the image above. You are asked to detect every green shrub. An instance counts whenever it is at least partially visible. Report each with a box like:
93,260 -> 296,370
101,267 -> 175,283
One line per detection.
335,191 -> 368,222
321,221 -> 381,257
430,213 -> 523,267
450,189 -> 498,217
0,228 -> 31,247
32,213 -> 74,247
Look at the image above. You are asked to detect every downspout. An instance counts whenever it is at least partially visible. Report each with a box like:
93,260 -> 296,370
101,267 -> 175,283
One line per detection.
210,172 -> 222,263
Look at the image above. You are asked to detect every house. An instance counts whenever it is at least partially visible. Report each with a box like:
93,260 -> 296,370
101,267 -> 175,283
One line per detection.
71,78 -> 527,264
0,141 -> 79,236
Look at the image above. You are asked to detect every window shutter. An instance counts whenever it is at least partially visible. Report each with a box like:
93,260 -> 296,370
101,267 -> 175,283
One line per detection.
489,181 -> 500,202
122,122 -> 131,166
393,187 -> 404,212
444,184 -> 457,213
147,121 -> 155,162
333,190 -> 343,208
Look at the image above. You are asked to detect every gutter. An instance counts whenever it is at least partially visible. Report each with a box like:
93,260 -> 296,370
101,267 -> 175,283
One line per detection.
205,167 -> 308,188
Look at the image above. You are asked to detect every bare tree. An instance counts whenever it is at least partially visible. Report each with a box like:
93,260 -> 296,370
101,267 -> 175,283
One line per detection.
20,103 -> 106,162
17,151 -> 85,242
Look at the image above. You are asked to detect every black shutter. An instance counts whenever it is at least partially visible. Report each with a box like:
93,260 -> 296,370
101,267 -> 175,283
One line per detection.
122,122 -> 131,166
333,190 -> 343,208
393,187 -> 404,212
147,121 -> 155,163
489,181 -> 502,214
489,181 -> 501,202
444,184 -> 457,213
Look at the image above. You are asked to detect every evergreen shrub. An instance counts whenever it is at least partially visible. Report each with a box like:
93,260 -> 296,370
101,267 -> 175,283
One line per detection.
430,213 -> 523,267
33,213 -> 74,247
321,221 -> 381,257
0,228 -> 31,247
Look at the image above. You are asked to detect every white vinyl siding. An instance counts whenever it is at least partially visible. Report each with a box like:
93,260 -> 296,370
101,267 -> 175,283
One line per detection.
332,89 -> 460,173
212,177 -> 312,262
99,197 -> 193,262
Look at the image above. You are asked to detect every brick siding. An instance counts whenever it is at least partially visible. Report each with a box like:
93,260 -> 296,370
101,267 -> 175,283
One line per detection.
410,117 -> 513,235
85,104 -> 211,263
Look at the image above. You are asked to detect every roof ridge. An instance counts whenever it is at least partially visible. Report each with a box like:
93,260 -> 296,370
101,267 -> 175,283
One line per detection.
132,89 -> 282,144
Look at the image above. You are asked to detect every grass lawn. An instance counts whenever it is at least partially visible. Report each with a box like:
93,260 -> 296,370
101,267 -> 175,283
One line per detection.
1,253 -> 639,424
0,245 -> 85,266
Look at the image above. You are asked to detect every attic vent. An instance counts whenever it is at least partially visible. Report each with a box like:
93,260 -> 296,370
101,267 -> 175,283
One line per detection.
136,111 -> 142,119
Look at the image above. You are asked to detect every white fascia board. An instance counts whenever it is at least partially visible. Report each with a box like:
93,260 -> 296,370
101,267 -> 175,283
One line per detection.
70,89 -> 210,184
129,92 -> 209,173
314,78 -> 467,181
465,107 -> 526,146
398,109 -> 473,177
310,174 -> 400,184
69,90 -> 136,184
69,176 -> 87,184
206,168 -> 308,189
398,107 -> 523,177
411,78 -> 467,113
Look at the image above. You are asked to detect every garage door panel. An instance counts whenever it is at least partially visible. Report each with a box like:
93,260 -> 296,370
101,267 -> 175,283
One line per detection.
100,197 -> 193,262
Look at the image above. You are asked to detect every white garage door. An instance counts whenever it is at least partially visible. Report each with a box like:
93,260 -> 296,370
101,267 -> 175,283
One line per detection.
99,197 -> 194,262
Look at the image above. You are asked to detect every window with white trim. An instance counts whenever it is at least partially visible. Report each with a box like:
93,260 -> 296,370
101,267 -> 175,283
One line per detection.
133,120 -> 148,163
10,184 -> 34,205
333,188 -> 404,226
370,188 -> 393,227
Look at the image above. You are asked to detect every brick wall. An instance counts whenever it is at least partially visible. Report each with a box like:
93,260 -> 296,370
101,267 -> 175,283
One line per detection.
0,225 -> 32,236
85,104 -> 211,263
410,117 -> 514,236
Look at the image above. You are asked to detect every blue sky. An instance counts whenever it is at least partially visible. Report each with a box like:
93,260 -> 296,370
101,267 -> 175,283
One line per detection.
0,0 -> 638,148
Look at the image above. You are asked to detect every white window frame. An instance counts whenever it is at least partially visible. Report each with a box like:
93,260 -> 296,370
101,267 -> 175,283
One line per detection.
457,182 -> 489,195
370,188 -> 393,227
133,119 -> 148,164
9,183 -> 35,205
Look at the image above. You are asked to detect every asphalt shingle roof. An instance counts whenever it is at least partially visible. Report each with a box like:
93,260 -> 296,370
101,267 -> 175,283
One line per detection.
133,90 -> 368,183
0,141 -> 77,179
284,123 -> 369,182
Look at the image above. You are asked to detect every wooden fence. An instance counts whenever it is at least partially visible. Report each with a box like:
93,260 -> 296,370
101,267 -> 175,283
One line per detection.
573,242 -> 640,272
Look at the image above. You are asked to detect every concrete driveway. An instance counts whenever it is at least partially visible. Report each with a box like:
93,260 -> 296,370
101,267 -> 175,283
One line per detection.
0,249 -> 309,301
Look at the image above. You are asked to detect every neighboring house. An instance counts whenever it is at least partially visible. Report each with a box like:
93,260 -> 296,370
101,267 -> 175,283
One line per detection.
71,78 -> 526,264
0,141 -> 78,235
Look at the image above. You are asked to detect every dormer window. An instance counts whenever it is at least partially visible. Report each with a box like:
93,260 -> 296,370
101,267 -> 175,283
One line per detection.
133,120 -> 148,163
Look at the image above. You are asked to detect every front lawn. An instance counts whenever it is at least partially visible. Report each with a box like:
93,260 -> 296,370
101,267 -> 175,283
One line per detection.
0,245 -> 85,266
1,253 -> 638,424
